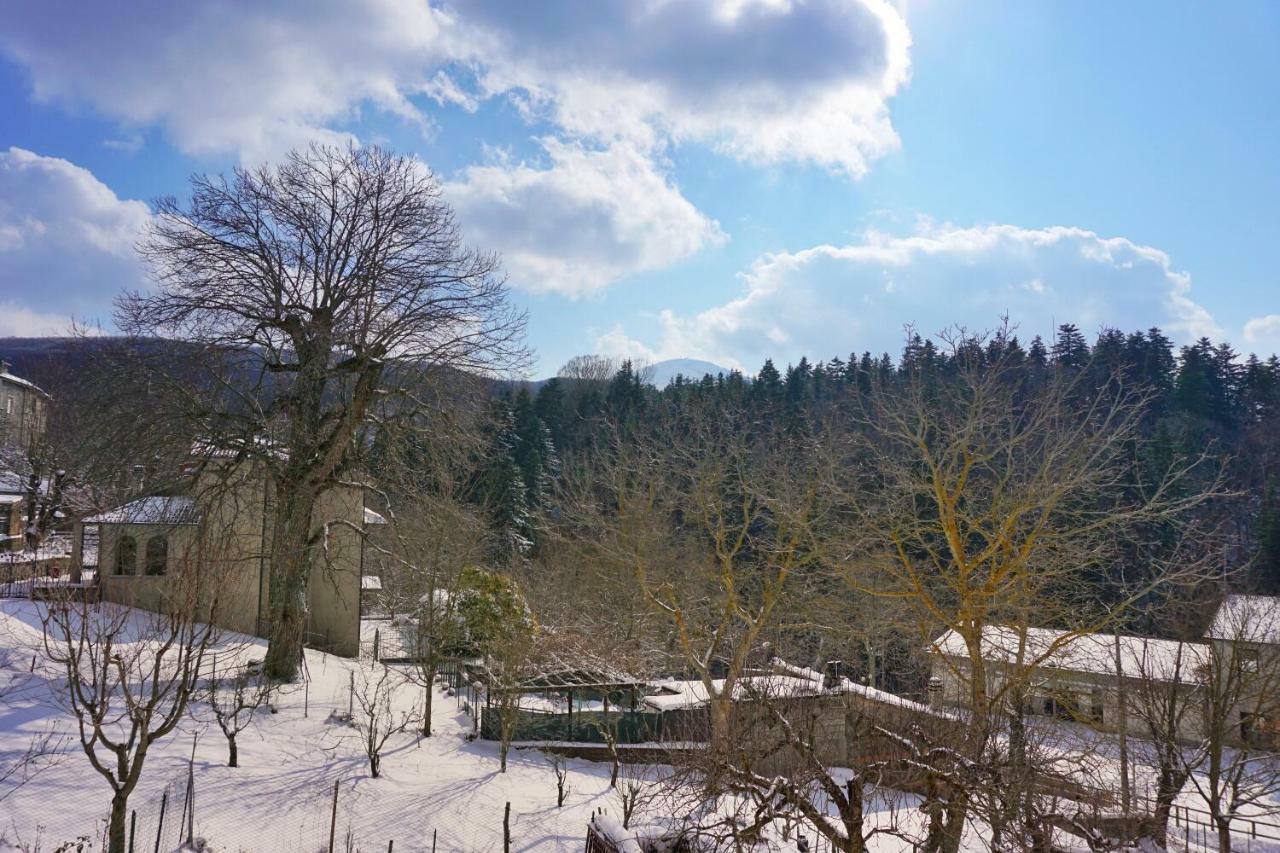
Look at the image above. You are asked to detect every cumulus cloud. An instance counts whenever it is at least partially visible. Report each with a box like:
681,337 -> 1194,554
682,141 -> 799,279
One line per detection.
0,0 -> 448,161
0,147 -> 150,332
0,0 -> 910,295
1244,315 -> 1280,355
598,223 -> 1222,370
1,0 -> 909,176
456,0 -> 912,176
445,139 -> 725,296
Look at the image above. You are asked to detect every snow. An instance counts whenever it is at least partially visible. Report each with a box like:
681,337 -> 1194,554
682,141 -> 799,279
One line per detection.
363,507 -> 386,526
4,600 -> 1278,852
83,496 -> 199,525
932,624 -> 1209,684
1206,595 -> 1280,645
0,369 -> 48,397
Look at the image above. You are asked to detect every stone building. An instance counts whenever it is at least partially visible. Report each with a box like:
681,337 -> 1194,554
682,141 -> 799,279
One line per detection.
77,452 -> 378,657
0,360 -> 50,448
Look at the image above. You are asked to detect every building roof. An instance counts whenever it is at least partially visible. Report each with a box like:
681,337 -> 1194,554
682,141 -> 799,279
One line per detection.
643,659 -> 955,718
363,507 -> 387,525
1206,595 -> 1280,645
0,368 -> 50,398
83,496 -> 199,526
932,624 -> 1208,685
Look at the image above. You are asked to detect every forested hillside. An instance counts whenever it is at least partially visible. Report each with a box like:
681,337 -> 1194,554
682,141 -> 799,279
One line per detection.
474,325 -> 1280,601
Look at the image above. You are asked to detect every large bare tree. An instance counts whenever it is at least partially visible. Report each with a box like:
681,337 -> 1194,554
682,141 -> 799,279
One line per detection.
838,329 -> 1224,852
119,143 -> 527,680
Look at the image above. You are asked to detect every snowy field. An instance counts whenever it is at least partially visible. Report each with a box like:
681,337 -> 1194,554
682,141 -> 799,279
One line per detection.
2,599 -> 1279,853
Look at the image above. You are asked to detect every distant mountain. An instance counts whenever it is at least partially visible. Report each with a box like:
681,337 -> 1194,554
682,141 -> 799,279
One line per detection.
643,358 -> 733,387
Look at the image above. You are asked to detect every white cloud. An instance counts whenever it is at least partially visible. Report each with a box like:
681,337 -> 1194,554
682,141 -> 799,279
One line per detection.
598,223 -> 1222,370
457,0 -> 911,176
1,0 -> 909,176
1244,315 -> 1280,354
0,0 -> 910,294
0,147 -> 150,331
0,0 -> 448,161
0,302 -> 75,337
445,139 -> 725,296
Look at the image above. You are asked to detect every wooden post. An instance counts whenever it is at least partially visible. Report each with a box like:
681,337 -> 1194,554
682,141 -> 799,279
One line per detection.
349,671 -> 355,718
373,629 -> 381,663
153,789 -> 168,853
305,677 -> 310,718
328,779 -> 340,853
503,801 -> 511,853
129,810 -> 136,853
387,841 -> 393,852
185,762 -> 195,845
432,829 -> 437,852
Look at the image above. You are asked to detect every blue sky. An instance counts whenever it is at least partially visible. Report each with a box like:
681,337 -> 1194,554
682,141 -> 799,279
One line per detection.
1,0 -> 1277,376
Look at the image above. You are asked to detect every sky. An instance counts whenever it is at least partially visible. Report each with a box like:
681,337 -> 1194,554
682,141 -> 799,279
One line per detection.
0,0 -> 1277,377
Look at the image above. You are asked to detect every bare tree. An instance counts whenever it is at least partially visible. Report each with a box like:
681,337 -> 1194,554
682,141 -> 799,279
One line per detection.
1182,595 -> 1280,853
38,571 -> 222,853
370,409 -> 488,737
563,405 -> 838,758
837,328 -> 1224,852
546,751 -> 571,808
349,664 -> 416,779
120,143 -> 528,681
202,660 -> 272,767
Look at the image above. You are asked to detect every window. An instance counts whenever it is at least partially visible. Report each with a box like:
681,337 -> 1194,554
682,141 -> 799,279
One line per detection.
144,536 -> 168,576
115,535 -> 137,575
4,396 -> 12,415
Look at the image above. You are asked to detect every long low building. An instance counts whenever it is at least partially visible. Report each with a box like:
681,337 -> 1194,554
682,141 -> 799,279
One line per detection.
930,623 -> 1208,741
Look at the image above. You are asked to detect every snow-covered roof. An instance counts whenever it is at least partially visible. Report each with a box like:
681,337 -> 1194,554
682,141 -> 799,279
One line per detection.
361,575 -> 383,590
642,660 -> 956,719
932,624 -> 1207,685
0,495 -> 23,505
83,496 -> 199,526
363,507 -> 386,525
1206,595 -> 1280,645
0,369 -> 49,397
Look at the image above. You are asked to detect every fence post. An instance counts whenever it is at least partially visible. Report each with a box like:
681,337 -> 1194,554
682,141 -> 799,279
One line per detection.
504,801 -> 511,853
432,829 -> 437,852
305,677 -> 310,718
328,779 -> 340,853
374,628 -> 380,662
387,841 -> 393,852
153,788 -> 168,853
129,809 -> 136,853
186,762 -> 195,846
348,671 -> 355,719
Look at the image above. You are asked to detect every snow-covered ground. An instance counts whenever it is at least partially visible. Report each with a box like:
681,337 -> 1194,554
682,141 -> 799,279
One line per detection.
2,599 -> 1278,852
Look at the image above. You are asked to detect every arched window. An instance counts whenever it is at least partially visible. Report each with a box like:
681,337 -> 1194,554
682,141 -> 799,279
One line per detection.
144,536 -> 168,576
115,535 -> 137,576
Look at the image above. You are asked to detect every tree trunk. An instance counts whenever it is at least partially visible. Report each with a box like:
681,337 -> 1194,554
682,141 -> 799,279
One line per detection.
262,484 -> 321,681
107,792 -> 129,853
228,735 -> 238,768
1217,821 -> 1231,853
422,664 -> 436,737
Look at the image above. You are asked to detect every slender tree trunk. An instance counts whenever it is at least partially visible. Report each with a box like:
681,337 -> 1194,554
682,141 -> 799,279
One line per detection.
228,735 -> 238,768
421,659 -> 437,737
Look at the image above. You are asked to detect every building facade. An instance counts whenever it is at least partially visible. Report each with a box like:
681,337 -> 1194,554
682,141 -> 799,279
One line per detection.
79,456 -> 373,657
0,360 -> 50,448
